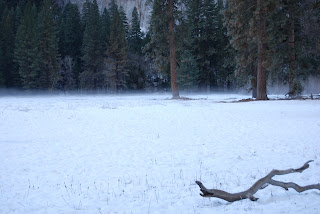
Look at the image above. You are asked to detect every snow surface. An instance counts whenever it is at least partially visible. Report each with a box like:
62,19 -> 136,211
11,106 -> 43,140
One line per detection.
0,93 -> 319,214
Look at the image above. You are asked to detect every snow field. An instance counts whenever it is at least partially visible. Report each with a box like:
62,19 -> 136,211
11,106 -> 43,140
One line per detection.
0,94 -> 319,214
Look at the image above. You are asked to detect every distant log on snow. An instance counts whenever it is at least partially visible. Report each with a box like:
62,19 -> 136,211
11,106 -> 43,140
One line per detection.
196,160 -> 320,202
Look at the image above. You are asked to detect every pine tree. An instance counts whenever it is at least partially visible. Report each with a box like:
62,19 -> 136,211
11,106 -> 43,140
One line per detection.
119,6 -> 129,40
59,3 -> 82,59
0,0 -> 5,17
81,0 -> 91,27
177,50 -> 199,90
1,7 -> 15,87
225,0 -> 272,99
184,0 -> 220,91
58,2 -> 82,89
224,0 -> 257,87
213,0 -> 235,89
108,0 -> 117,21
129,6 -> 142,55
80,0 -> 104,89
14,3 -> 23,28
101,8 -> 111,46
144,0 -> 180,97
299,1 -> 320,78
14,3 -> 41,89
198,0 -> 217,91
106,4 -> 128,92
144,0 -> 169,75
38,0 -> 60,90
268,0 -> 317,96
126,7 -> 146,90
0,30 -> 4,86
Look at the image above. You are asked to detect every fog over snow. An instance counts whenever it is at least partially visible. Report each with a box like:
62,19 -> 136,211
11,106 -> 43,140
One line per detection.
0,93 -> 319,214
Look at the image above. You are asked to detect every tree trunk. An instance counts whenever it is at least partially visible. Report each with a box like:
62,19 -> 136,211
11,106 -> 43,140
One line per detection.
116,63 -> 119,93
168,0 -> 180,99
256,0 -> 268,100
288,7 -> 296,96
251,63 -> 257,98
93,68 -> 97,90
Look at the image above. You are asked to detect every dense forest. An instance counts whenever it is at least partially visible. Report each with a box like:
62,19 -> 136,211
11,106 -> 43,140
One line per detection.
0,0 -> 319,98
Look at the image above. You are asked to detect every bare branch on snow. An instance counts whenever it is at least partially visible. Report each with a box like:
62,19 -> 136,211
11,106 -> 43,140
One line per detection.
196,160 -> 320,202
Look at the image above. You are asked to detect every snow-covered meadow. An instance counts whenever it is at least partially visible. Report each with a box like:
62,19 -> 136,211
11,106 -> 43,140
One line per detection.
0,93 -> 319,214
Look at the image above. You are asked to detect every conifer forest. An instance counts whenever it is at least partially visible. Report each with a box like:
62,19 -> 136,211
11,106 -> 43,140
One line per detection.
0,0 -> 319,99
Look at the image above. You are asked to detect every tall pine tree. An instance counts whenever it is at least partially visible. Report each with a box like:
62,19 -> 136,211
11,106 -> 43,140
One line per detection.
0,27 -> 4,86
38,0 -> 60,90
106,4 -> 128,92
144,0 -> 181,97
225,0 -> 272,99
80,0 -> 104,89
58,2 -> 82,89
1,5 -> 20,87
101,8 -> 111,47
14,3 -> 41,89
119,6 -> 129,41
268,0 -> 318,96
144,0 -> 169,76
213,0 -> 235,89
129,6 -> 142,55
59,3 -> 82,59
0,0 -> 5,86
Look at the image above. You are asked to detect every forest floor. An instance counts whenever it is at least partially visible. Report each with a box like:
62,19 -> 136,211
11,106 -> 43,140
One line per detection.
0,93 -> 319,214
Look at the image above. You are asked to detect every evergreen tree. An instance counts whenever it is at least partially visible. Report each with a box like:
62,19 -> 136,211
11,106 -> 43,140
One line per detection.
108,0 -> 117,21
0,0 -> 5,17
144,0 -> 169,75
38,0 -> 60,89
177,50 -> 199,90
80,0 -> 104,89
144,0 -> 181,96
101,8 -> 111,46
1,6 -> 18,87
59,3 -> 82,59
126,7 -> 146,90
14,3 -> 41,89
14,3 -> 23,30
225,0 -> 271,99
0,29 -> 4,86
81,0 -> 91,26
213,0 -> 235,89
185,0 -> 226,91
299,1 -> 320,78
129,6 -> 143,55
224,0 -> 257,88
268,0 -> 319,96
106,5 -> 128,92
58,2 -> 82,89
119,6 -> 129,40
197,0 -> 217,91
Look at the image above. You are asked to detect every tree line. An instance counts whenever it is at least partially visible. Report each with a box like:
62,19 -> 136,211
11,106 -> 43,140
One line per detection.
0,0 -> 319,98
0,0 -> 150,92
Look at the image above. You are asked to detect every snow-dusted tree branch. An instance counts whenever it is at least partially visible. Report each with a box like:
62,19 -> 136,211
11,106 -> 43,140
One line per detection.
196,160 -> 320,202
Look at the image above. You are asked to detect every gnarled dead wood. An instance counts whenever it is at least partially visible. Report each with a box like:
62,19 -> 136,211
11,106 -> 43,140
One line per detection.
196,160 -> 320,202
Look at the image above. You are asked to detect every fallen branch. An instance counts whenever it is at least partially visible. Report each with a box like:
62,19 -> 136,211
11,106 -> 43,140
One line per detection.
196,160 -> 320,202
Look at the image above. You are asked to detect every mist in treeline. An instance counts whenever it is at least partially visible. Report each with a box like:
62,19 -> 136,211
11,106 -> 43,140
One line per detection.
0,0 -> 319,96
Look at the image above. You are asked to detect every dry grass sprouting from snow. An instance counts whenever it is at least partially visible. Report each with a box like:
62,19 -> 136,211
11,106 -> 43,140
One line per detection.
0,94 -> 319,214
